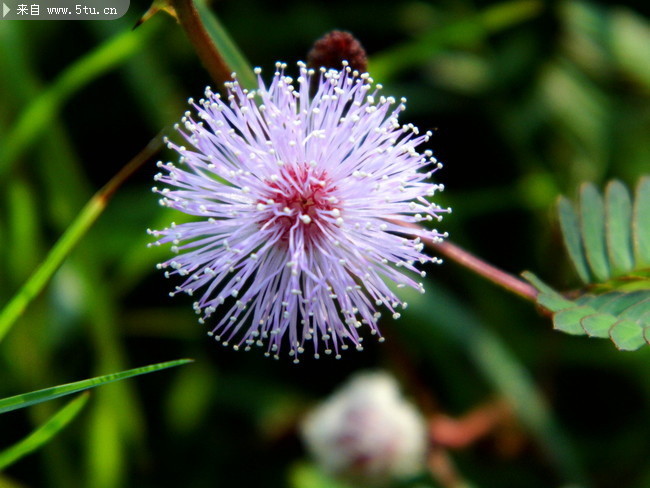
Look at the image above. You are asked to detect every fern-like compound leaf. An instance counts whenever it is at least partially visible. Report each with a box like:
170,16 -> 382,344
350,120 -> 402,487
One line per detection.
523,176 -> 650,351
523,272 -> 650,351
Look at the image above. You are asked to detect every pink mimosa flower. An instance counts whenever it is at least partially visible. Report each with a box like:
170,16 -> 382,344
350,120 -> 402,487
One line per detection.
150,62 -> 448,361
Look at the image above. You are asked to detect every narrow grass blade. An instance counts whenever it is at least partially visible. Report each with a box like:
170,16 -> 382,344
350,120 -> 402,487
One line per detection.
633,176 -> 650,268
0,359 -> 192,415
0,198 -> 103,342
557,197 -> 591,283
579,183 -> 610,282
605,180 -> 635,276
0,394 -> 89,469
0,135 -> 162,343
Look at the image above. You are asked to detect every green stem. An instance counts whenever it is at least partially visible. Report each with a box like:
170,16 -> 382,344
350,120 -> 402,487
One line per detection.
0,134 -> 163,343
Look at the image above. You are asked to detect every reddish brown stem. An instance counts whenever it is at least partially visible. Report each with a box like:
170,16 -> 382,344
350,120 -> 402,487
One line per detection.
168,0 -> 234,87
429,399 -> 514,449
101,132 -> 163,203
394,219 -> 538,302
432,240 -> 538,302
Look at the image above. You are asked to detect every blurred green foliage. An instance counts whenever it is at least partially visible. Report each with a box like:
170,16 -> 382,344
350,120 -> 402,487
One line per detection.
0,0 -> 648,487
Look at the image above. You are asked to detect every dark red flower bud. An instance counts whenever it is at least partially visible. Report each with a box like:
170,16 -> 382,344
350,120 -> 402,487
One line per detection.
307,31 -> 368,73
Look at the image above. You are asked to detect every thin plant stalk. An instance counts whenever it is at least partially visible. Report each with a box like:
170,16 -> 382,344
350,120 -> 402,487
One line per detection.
0,134 -> 163,343
394,220 -> 538,302
167,0 -> 235,87
433,240 -> 538,301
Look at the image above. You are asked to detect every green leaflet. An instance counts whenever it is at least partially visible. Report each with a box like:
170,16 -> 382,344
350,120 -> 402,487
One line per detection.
557,176 -> 650,287
523,271 -> 650,351
579,184 -> 610,282
558,196 -> 592,283
605,181 -> 634,276
524,176 -> 650,352
633,176 -> 650,269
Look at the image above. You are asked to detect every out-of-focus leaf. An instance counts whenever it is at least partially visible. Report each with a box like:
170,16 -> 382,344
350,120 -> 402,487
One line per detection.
0,474 -> 25,488
164,361 -> 214,434
426,52 -> 490,94
87,397 -> 123,488
560,0 -> 610,79
611,8 -> 650,90
6,179 -> 41,282
398,282 -> 585,484
0,394 -> 89,470
540,61 -> 609,179
289,463 -> 355,488
0,20 -> 160,177
0,359 -> 192,414
370,0 -> 542,81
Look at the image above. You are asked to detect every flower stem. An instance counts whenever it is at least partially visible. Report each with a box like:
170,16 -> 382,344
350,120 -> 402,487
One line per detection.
167,0 -> 234,87
0,134 -> 163,343
395,220 -> 538,301
432,240 -> 538,302
429,399 -> 516,449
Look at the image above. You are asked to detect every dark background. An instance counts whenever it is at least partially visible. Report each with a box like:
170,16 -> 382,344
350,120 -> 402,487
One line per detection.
0,0 -> 649,486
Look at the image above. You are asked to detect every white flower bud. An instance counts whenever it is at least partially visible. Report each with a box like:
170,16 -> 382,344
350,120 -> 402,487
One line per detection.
301,371 -> 427,484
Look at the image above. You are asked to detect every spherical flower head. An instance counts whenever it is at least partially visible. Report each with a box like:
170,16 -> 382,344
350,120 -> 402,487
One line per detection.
149,61 -> 449,361
301,371 -> 428,484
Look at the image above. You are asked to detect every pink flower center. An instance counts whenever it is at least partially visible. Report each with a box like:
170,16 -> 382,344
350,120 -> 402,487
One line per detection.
258,163 -> 339,242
